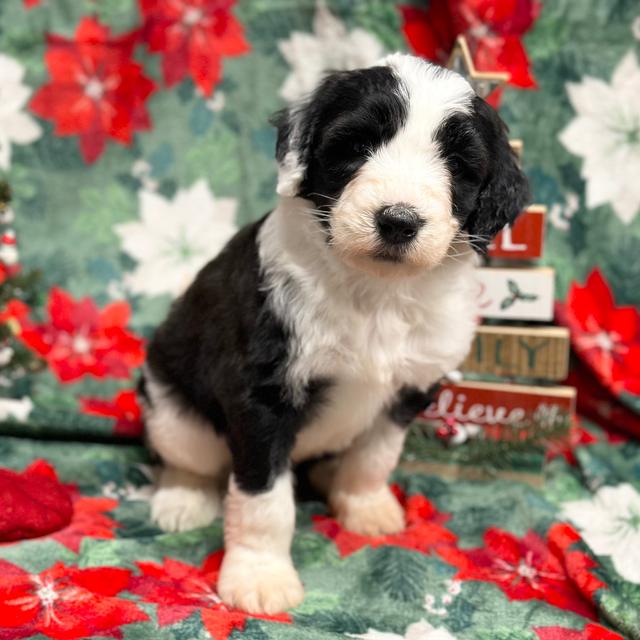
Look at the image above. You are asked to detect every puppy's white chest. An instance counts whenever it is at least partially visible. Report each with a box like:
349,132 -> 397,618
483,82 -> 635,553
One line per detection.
291,378 -> 389,461
287,280 -> 476,393
289,284 -> 477,461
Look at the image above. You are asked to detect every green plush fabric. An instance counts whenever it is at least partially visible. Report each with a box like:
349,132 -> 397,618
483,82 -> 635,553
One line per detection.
1,425 -> 639,639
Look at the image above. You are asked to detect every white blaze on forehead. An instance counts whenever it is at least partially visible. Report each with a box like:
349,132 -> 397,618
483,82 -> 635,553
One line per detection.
381,53 -> 475,139
360,54 -> 475,215
374,55 -> 475,206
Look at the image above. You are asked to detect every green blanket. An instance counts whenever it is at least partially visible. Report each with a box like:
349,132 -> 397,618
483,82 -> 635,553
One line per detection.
1,423 -> 640,639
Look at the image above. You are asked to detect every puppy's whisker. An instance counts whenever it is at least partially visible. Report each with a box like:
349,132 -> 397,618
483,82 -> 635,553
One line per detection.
307,192 -> 340,203
456,231 -> 491,243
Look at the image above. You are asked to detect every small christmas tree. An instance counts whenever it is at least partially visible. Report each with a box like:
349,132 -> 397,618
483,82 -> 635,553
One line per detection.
0,180 -> 44,385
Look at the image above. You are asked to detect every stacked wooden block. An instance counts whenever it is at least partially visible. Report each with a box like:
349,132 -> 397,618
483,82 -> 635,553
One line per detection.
411,148 -> 575,472
404,37 -> 575,480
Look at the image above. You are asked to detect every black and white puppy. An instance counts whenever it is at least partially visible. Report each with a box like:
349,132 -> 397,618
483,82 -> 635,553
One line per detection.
142,53 -> 529,614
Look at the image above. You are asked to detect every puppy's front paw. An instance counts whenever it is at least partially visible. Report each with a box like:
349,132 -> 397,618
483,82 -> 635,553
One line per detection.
331,485 -> 405,536
218,548 -> 304,614
151,483 -> 221,532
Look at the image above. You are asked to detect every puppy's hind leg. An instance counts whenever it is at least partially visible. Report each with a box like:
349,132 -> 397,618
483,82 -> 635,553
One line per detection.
329,386 -> 438,536
143,377 -> 231,533
151,466 -> 225,533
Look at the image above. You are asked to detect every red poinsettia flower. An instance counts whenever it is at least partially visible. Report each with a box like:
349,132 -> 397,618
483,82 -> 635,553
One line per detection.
400,0 -> 539,105
313,485 -> 457,558
51,494 -> 119,553
400,2 -> 457,65
128,551 -> 291,639
30,17 -> 156,163
547,523 -> 608,605
15,287 -> 145,383
557,268 -> 640,396
139,0 -> 250,96
0,299 -> 30,330
23,0 -> 41,7
535,624 -> 625,640
80,390 -> 143,437
0,560 -> 147,640
456,0 -> 540,88
438,527 -> 597,619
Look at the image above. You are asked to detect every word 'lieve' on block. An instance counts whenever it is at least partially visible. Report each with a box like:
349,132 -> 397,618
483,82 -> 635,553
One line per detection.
419,380 -> 576,433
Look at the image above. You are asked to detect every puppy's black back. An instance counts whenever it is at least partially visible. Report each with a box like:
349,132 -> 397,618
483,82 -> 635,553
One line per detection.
145,215 -> 325,491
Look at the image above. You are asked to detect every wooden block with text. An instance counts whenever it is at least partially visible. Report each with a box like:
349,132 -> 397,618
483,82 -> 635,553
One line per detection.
477,266 -> 554,321
462,325 -> 570,381
488,205 -> 546,261
403,380 -> 575,485
419,380 -> 576,434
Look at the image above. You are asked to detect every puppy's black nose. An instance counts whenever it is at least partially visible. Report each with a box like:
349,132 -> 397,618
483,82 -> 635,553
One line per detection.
375,204 -> 422,245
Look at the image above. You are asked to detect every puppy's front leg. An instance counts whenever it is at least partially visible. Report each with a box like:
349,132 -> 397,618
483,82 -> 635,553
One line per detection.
329,416 -> 407,536
217,389 -> 303,614
219,469 -> 302,615
329,386 -> 436,537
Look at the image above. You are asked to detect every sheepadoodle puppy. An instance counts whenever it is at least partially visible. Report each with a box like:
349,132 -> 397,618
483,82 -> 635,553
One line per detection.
140,53 -> 529,615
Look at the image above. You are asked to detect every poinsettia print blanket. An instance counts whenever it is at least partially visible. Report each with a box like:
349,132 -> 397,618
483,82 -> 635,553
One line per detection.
1,425 -> 640,640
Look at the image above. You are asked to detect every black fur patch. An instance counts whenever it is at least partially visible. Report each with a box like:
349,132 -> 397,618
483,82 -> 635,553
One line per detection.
435,95 -> 529,252
272,66 -> 408,224
136,373 -> 150,407
146,217 -> 329,494
388,383 -> 442,427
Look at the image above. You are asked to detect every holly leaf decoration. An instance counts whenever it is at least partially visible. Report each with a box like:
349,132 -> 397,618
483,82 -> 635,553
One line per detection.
501,296 -> 515,310
507,279 -> 520,295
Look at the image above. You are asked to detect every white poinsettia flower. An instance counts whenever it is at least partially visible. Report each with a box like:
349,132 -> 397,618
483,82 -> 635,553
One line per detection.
0,53 -> 42,170
115,179 -> 237,297
0,397 -> 33,422
278,0 -> 385,102
348,620 -> 457,640
559,50 -> 640,224
563,483 -> 640,584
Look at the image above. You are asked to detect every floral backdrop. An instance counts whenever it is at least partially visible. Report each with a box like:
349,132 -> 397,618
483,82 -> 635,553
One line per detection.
1,0 -> 640,639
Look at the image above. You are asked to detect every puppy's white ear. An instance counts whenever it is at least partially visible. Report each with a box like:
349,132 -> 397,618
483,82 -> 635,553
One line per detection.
271,107 -> 306,198
276,150 -> 304,197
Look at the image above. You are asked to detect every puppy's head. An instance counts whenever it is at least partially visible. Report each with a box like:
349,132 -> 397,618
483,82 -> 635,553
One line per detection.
272,53 -> 529,277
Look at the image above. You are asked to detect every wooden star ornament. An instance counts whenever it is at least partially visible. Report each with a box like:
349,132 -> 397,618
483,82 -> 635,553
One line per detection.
447,35 -> 509,100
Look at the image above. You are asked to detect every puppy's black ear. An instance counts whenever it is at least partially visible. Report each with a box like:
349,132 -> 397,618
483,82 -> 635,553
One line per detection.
270,107 -> 293,165
464,96 -> 530,251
